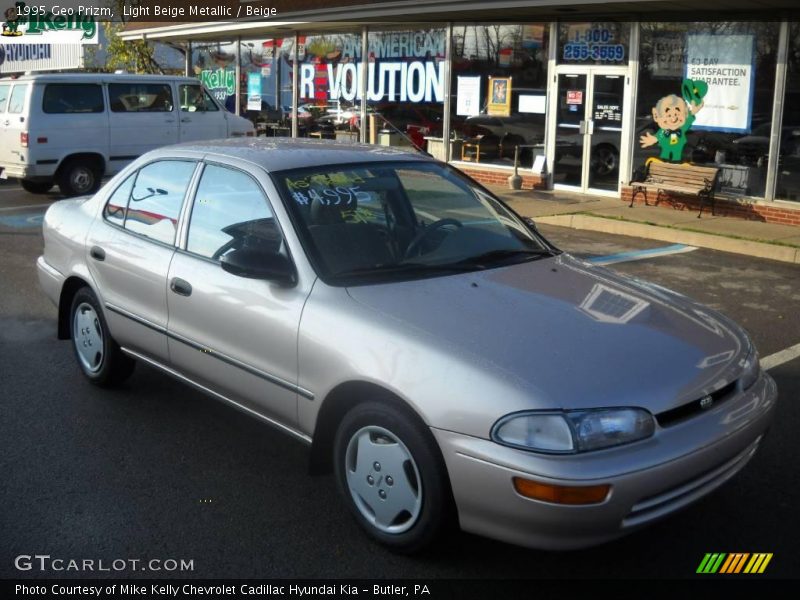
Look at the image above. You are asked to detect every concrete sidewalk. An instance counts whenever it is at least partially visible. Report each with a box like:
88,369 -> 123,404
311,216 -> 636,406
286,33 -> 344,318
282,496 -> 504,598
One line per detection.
489,186 -> 800,265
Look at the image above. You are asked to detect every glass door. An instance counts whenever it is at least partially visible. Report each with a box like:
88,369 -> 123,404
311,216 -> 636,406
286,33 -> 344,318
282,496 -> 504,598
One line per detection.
553,69 -> 626,195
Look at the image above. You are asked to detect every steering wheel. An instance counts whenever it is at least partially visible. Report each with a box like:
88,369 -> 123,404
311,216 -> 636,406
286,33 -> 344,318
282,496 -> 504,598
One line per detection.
404,218 -> 463,259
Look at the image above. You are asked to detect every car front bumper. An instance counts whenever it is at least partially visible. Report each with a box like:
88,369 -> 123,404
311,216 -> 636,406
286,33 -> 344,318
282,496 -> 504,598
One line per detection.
432,372 -> 777,550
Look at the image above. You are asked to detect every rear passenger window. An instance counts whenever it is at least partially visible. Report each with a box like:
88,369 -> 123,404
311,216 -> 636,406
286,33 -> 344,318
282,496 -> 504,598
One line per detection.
8,84 -> 28,114
43,84 -> 104,114
109,83 -> 173,112
0,85 -> 10,112
103,174 -> 136,227
124,161 -> 196,245
186,164 -> 279,260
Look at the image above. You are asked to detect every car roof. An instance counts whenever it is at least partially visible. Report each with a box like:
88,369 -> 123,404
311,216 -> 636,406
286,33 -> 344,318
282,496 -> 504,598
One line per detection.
162,137 -> 433,173
6,73 -> 200,84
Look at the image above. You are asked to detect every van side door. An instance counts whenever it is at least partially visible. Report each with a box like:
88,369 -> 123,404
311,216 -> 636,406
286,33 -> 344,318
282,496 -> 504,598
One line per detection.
176,83 -> 227,142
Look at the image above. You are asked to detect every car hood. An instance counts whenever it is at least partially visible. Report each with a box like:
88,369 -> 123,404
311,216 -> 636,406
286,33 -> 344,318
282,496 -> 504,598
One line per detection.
345,254 -> 748,414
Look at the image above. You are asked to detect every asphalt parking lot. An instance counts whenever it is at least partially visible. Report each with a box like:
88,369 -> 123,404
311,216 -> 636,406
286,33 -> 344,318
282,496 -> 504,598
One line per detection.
1,184 -> 798,580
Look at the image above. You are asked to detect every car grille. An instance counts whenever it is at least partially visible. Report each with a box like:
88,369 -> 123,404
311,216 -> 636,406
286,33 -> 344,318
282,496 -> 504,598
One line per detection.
656,380 -> 738,427
622,436 -> 761,528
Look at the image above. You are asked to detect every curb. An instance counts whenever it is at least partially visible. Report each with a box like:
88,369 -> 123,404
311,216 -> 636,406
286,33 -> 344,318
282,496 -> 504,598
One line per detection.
536,214 -> 800,265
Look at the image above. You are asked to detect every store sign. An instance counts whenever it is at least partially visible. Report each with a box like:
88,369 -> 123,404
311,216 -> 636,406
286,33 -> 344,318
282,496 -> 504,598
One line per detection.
686,34 -> 754,133
0,42 -> 81,72
456,76 -> 481,116
1,2 -> 99,44
652,34 -> 685,79
563,25 -> 625,62
199,67 -> 234,102
299,61 -> 445,103
246,72 -> 262,110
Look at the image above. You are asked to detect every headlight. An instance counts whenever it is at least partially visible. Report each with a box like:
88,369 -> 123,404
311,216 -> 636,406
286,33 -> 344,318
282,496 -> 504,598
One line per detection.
739,347 -> 760,391
492,408 -> 656,454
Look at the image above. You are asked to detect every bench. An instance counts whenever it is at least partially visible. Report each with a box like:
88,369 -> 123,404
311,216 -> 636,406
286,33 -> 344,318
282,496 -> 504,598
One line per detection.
630,161 -> 721,218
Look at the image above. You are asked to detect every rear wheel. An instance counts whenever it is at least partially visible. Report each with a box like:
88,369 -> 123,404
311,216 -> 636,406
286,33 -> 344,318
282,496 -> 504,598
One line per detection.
58,159 -> 101,197
20,179 -> 54,194
334,401 -> 452,553
70,287 -> 135,387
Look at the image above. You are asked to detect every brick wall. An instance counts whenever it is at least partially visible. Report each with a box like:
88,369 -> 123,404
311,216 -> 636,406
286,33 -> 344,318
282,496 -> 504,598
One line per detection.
456,166 -> 547,191
621,186 -> 800,226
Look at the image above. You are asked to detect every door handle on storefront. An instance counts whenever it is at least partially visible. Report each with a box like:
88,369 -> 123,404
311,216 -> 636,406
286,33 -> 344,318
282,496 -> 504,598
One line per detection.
170,277 -> 192,297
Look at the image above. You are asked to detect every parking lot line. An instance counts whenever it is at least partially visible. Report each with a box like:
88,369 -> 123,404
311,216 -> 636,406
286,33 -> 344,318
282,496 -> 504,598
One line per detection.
587,244 -> 697,266
762,342 -> 800,371
0,203 -> 51,212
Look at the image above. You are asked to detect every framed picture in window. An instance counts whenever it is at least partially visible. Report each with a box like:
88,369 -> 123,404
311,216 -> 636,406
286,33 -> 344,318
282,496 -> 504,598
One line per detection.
487,77 -> 512,117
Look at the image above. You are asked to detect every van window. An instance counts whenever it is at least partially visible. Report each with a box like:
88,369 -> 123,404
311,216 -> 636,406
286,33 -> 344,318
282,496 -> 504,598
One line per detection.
43,84 -> 104,114
179,84 -> 219,112
8,84 -> 28,114
0,84 -> 9,112
124,160 -> 196,245
109,83 -> 174,113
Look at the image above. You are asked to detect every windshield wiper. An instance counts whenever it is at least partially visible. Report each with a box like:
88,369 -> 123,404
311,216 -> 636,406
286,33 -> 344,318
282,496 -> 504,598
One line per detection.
335,262 -> 481,279
453,248 -> 558,267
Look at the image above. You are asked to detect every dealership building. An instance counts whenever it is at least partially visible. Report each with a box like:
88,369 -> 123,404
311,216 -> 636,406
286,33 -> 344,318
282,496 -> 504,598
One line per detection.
121,0 -> 800,224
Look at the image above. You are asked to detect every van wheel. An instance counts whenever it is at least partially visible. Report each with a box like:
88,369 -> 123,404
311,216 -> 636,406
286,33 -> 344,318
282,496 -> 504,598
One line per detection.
21,180 -> 54,194
58,160 -> 101,196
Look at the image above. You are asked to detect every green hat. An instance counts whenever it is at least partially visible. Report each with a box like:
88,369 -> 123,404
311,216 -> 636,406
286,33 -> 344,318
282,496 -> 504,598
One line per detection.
681,78 -> 708,105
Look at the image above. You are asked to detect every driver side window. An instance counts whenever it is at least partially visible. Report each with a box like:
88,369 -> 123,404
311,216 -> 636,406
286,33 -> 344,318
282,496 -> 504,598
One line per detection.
186,164 -> 280,261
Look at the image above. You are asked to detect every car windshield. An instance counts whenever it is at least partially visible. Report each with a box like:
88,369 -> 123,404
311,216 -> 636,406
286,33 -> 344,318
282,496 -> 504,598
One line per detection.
273,161 -> 556,284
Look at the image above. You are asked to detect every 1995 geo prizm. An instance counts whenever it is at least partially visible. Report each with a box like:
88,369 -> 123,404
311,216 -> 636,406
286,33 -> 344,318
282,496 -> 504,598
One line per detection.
37,138 -> 776,552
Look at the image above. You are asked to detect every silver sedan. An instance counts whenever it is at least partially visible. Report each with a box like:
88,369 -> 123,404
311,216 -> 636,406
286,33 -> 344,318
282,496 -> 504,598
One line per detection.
37,138 -> 776,552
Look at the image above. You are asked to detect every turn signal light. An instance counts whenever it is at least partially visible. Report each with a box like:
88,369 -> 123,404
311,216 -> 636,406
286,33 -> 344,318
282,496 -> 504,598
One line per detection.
512,477 -> 610,505
20,132 -> 29,147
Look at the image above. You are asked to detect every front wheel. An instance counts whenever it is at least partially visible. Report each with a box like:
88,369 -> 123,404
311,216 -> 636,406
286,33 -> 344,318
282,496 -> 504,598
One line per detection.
334,402 -> 452,553
70,287 -> 135,387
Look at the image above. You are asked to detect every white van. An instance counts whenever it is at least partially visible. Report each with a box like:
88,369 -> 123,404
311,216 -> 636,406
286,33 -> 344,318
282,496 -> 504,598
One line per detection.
0,73 -> 254,196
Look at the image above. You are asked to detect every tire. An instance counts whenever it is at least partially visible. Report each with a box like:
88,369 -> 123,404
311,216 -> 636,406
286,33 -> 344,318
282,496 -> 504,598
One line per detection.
70,287 -> 135,387
333,401 -> 452,553
57,159 -> 101,197
20,179 -> 54,194
591,144 -> 619,176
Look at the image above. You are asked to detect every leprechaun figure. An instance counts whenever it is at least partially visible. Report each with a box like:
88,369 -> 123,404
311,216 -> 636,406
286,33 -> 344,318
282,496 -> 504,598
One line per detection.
640,79 -> 708,163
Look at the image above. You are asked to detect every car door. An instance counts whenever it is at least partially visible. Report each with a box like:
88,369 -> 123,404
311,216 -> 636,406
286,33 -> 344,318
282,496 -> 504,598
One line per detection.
86,159 -> 198,361
107,81 -> 179,164
166,161 -> 309,426
177,83 -> 227,142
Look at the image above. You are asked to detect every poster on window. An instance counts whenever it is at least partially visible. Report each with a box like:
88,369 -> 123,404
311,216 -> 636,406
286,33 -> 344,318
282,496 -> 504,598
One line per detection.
652,34 -> 685,79
247,73 -> 262,111
456,76 -> 481,116
487,77 -> 512,117
685,34 -> 754,133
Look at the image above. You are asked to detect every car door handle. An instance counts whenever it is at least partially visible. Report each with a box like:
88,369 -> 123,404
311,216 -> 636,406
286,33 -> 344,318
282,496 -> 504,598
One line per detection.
165,118 -> 175,123
181,118 -> 191,123
89,246 -> 105,261
170,277 -> 192,297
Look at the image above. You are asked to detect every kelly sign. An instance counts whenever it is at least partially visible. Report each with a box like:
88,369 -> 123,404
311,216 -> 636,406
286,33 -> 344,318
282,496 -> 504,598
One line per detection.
686,34 -> 754,133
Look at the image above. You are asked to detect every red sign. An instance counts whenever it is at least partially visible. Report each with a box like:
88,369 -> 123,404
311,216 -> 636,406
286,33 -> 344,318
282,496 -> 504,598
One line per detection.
566,90 -> 583,105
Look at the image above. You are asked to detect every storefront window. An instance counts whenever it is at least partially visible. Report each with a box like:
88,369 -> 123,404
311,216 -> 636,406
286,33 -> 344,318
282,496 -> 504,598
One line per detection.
191,42 -> 236,110
557,22 -> 629,66
776,22 -> 800,202
635,22 -> 779,198
450,24 -> 549,167
365,27 -> 446,151
238,37 -> 296,137
297,32 -> 362,141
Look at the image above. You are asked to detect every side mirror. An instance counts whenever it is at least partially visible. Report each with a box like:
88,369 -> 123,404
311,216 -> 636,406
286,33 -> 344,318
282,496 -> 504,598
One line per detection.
522,216 -> 539,233
220,248 -> 296,285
